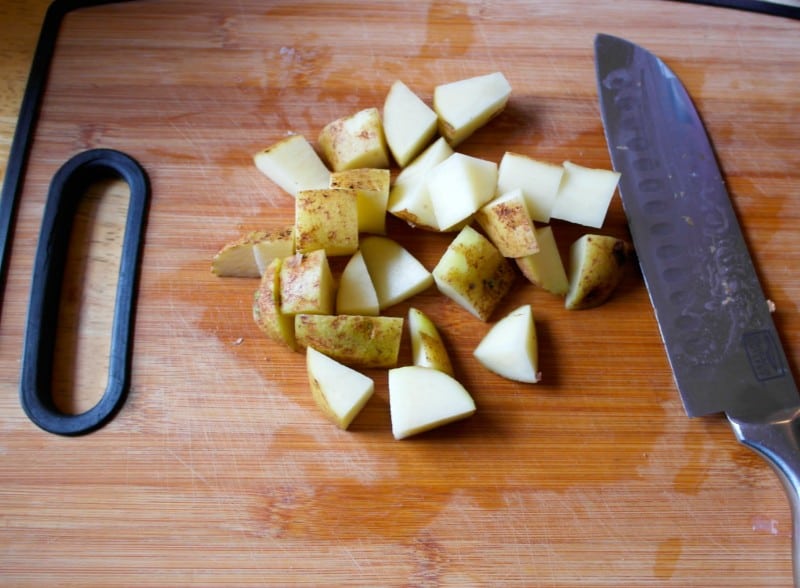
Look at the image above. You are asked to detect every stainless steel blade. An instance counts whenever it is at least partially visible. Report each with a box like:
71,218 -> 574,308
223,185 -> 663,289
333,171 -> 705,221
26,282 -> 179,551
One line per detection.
594,33 -> 798,420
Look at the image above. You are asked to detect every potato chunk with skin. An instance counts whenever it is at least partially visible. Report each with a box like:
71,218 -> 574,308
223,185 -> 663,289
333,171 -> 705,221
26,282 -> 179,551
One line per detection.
295,314 -> 404,368
433,72 -> 512,146
565,234 -> 634,310
387,137 -> 453,231
515,225 -> 569,296
295,188 -> 359,256
318,107 -> 390,172
307,346 -> 374,430
253,134 -> 330,197
211,230 -> 269,278
329,168 -> 390,235
408,307 -> 454,376
280,250 -> 335,316
253,226 -> 295,276
496,152 -> 564,223
474,188 -> 539,258
253,257 -> 296,350
433,225 -> 515,321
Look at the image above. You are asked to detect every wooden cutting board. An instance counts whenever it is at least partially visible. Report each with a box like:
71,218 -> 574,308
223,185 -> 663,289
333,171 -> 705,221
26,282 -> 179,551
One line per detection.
1,0 -> 799,585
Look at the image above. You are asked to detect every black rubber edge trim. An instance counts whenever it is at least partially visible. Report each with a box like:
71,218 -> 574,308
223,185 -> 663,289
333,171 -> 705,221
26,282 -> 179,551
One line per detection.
0,0 -> 138,313
670,0 -> 800,19
21,148 -> 150,436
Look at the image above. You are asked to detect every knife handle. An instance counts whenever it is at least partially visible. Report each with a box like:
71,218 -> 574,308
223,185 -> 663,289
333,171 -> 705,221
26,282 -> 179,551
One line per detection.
728,408 -> 800,587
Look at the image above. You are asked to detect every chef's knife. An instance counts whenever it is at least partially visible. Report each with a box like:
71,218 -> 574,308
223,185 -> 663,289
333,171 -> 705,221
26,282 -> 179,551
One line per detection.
595,33 -> 800,584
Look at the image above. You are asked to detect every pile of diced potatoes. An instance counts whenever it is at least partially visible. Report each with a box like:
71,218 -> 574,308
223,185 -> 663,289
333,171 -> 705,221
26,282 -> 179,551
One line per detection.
212,72 -> 633,439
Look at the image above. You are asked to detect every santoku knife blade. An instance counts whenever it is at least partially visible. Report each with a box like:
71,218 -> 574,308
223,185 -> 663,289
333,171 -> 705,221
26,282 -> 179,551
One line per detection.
595,33 -> 800,585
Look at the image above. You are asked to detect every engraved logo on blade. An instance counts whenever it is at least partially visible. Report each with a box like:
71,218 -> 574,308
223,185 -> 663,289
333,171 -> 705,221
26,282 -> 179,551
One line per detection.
744,330 -> 786,382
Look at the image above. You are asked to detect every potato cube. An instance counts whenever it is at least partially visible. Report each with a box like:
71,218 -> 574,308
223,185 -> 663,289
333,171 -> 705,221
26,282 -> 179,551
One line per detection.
383,80 -> 438,167
280,250 -> 335,316
295,314 -> 404,368
427,152 -> 498,232
330,168 -> 390,235
515,225 -> 569,296
565,234 -> 633,309
474,188 -> 539,258
432,225 -> 515,321
295,188 -> 359,256
318,107 -> 390,172
549,161 -> 621,228
433,72 -> 511,146
252,257 -> 296,350
496,152 -> 564,223
253,134 -> 330,197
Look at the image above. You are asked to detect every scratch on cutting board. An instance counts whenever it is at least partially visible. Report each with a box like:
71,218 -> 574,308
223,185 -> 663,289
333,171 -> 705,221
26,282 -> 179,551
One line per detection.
502,490 -> 558,582
168,446 -> 216,492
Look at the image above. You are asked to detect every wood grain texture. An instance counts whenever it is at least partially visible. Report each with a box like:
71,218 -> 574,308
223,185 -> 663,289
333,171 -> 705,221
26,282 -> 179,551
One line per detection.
0,1 -> 799,586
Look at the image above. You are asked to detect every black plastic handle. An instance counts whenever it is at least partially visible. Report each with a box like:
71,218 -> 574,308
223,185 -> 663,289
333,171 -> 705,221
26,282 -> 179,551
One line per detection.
20,149 -> 149,435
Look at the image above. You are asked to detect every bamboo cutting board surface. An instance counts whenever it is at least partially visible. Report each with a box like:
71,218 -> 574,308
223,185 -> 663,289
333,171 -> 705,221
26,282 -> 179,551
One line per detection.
1,0 -> 799,585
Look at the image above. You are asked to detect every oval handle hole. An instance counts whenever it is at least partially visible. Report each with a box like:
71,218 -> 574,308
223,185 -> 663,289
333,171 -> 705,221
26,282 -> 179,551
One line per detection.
52,176 -> 131,415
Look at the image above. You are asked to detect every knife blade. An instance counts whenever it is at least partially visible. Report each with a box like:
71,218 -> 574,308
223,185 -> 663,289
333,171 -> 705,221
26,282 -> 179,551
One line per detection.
595,33 -> 800,585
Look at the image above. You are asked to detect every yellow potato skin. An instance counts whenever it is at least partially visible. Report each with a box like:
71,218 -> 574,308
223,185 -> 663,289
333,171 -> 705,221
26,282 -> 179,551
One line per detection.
295,188 -> 359,256
433,226 -> 515,321
408,307 -> 454,377
294,314 -> 404,368
474,191 -> 539,258
565,234 -> 634,310
280,250 -> 335,316
329,168 -> 390,235
211,229 -> 271,278
318,107 -> 390,172
252,257 -> 296,350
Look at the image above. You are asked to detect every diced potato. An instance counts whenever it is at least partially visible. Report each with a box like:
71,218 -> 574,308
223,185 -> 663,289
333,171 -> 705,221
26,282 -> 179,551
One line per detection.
295,314 -> 404,368
408,307 -> 454,376
307,346 -> 374,430
294,188 -> 359,256
474,188 -> 539,258
389,366 -> 476,440
387,137 -> 453,231
515,225 -> 569,296
318,107 -> 390,172
432,225 -> 515,321
280,250 -> 335,316
383,80 -> 438,167
549,161 -> 621,228
253,134 -> 330,197
211,230 -> 268,278
433,72 -> 512,146
474,304 -> 540,383
253,226 -> 295,275
330,168 -> 390,235
359,236 -> 433,310
565,234 -> 633,310
426,152 -> 498,231
496,152 -> 564,223
253,257 -> 296,350
336,250 -> 380,316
